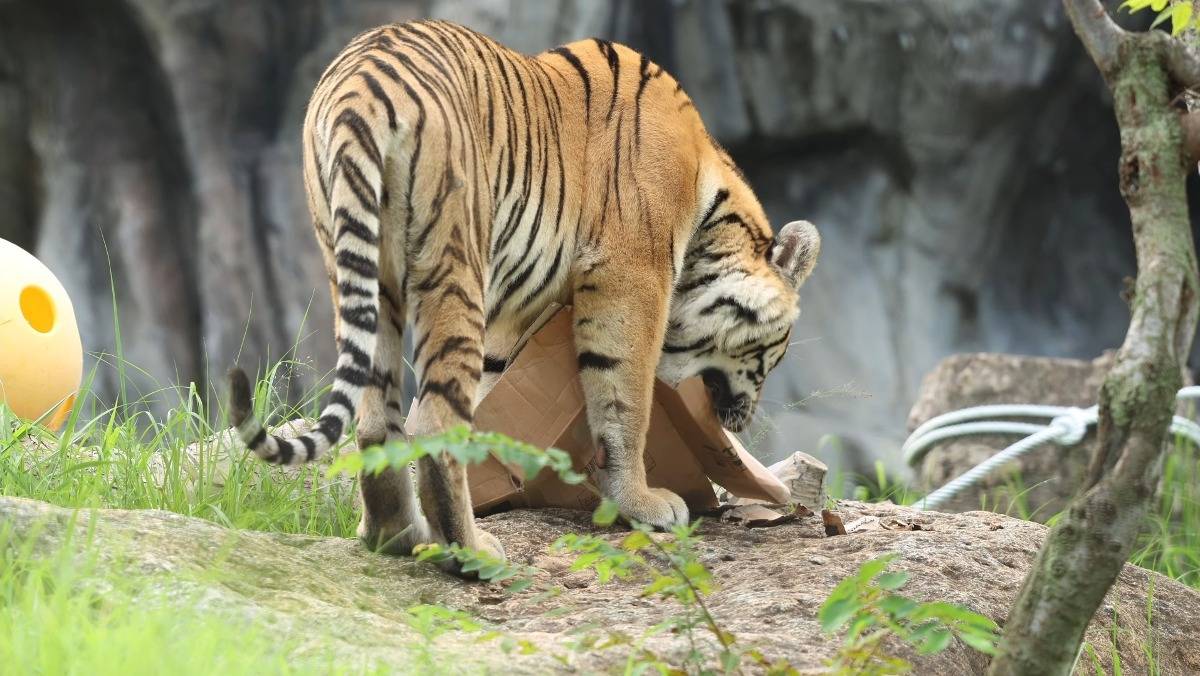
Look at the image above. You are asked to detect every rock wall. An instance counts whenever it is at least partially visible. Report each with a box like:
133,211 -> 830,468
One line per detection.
0,1 -> 1188,479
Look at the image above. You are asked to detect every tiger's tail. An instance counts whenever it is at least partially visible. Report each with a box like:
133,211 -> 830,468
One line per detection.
228,92 -> 392,465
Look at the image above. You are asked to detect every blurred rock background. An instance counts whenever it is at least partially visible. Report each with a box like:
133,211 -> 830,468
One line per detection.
1,0 -> 1191,483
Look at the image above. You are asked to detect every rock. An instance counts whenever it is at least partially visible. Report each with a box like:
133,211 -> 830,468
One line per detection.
6,495 -> 1198,674
768,451 -> 828,509
907,352 -> 1114,518
170,417 -> 319,487
719,450 -> 828,511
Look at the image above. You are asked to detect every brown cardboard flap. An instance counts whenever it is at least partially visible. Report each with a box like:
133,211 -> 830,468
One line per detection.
653,378 -> 792,505
405,305 -> 793,515
472,308 -> 584,454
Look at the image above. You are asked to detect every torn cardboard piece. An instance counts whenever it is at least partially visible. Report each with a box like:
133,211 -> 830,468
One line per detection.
405,304 -> 790,516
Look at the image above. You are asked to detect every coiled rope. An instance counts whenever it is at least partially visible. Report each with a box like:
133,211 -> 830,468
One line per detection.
904,386 -> 1200,511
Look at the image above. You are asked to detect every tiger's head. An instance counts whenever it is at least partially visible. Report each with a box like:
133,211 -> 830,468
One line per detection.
659,219 -> 820,432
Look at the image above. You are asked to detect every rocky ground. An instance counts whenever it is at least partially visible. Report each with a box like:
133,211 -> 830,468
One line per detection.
5,496 -> 1197,674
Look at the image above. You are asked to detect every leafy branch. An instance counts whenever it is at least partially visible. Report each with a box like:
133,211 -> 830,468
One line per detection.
821,554 -> 1001,675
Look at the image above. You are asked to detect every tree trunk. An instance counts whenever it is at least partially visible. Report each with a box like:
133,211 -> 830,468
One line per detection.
988,3 -> 1200,674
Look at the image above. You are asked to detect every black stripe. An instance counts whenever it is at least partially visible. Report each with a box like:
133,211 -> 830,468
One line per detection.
343,341 -> 371,368
332,108 -> 382,172
338,281 -> 373,299
336,250 -> 378,278
334,208 -> 378,245
700,297 -> 758,323
316,415 -> 343,442
329,390 -> 354,413
699,189 -> 730,229
663,335 -> 714,354
420,378 -> 473,421
484,356 -> 507,372
549,47 -> 591,126
338,155 -> 380,216
340,305 -> 379,332
594,39 -> 620,122
336,364 -> 372,387
442,282 -> 483,314
359,71 -> 397,130
676,272 -> 719,294
635,54 -> 650,148
487,256 -> 539,323
521,244 -> 564,306
276,438 -> 295,464
248,427 -> 267,449
298,435 -> 317,461
578,351 -> 621,370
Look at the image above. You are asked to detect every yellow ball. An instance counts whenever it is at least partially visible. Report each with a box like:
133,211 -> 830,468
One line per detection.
0,238 -> 83,429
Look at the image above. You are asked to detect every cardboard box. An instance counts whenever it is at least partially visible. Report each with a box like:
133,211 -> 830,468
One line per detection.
406,305 -> 790,516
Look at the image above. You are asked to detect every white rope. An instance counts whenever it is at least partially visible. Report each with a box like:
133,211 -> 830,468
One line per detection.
908,388 -> 1200,511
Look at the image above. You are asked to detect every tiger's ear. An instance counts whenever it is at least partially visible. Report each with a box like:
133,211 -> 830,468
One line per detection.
771,220 -> 820,287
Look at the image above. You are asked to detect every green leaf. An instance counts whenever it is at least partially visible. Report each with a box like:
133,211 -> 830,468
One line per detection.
1117,0 -> 1156,13
875,571 -> 909,591
915,627 -> 953,655
569,551 -> 603,571
592,499 -> 620,526
877,595 -> 919,619
1172,2 -> 1193,35
957,629 -> 999,656
819,597 -> 863,634
856,554 -> 897,584
621,530 -> 652,552
720,649 -> 742,673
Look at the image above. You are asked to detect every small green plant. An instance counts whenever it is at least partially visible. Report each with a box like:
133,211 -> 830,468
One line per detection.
402,604 -> 489,672
820,554 -> 1000,675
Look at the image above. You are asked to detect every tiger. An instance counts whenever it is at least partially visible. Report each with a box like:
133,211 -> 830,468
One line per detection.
227,19 -> 820,570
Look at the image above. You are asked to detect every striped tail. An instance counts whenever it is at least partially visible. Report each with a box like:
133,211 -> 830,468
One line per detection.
228,99 -> 388,465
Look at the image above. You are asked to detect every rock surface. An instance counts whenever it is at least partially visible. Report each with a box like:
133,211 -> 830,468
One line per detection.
5,495 -> 1198,674
907,352 -> 1115,519
908,352 -> 1194,519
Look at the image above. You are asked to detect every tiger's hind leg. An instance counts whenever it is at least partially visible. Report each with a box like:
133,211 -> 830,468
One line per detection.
404,194 -> 503,565
356,294 -> 432,555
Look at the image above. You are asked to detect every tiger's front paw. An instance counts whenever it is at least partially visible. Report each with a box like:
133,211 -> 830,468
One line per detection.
613,486 -> 689,530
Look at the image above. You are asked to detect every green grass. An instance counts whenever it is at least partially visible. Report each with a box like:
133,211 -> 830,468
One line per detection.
0,358 -> 358,538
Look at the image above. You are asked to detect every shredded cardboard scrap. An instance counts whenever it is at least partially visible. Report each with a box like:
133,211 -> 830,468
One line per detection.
822,509 -> 847,536
405,304 -> 791,516
719,503 -> 815,528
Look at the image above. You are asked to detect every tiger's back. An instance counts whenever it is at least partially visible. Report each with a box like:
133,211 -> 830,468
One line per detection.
229,20 -> 820,568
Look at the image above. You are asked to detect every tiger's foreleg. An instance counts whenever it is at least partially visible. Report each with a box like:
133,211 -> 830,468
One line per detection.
572,262 -> 689,530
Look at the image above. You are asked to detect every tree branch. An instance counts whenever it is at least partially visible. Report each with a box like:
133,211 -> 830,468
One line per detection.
1063,0 -> 1127,76
1163,33 -> 1200,88
1183,110 -> 1200,165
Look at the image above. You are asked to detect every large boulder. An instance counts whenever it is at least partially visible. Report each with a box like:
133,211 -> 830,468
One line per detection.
907,352 -> 1114,518
5,496 -> 1198,674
